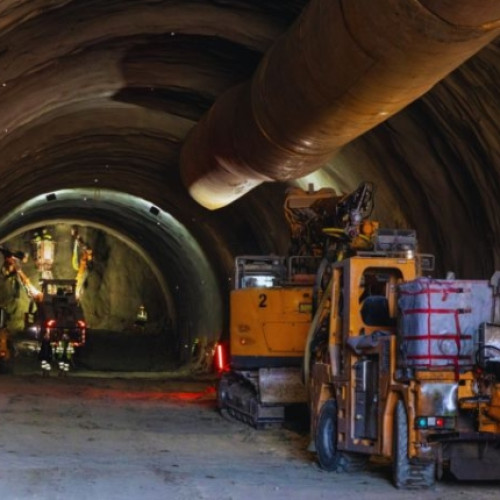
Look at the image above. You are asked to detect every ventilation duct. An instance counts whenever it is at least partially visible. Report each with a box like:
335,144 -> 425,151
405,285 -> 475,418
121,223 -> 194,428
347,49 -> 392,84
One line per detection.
180,0 -> 500,209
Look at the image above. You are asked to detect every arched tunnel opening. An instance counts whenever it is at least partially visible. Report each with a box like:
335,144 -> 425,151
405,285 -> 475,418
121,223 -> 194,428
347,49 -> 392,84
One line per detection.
0,189 -> 224,373
0,1 -> 499,496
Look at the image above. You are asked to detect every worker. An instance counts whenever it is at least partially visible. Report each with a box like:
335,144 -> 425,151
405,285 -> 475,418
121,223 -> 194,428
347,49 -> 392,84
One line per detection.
55,334 -> 73,375
32,231 -> 41,245
38,332 -> 53,375
134,305 -> 148,332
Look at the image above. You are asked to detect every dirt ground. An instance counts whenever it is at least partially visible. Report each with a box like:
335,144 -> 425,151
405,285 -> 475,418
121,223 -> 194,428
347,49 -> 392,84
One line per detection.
1,367 -> 500,500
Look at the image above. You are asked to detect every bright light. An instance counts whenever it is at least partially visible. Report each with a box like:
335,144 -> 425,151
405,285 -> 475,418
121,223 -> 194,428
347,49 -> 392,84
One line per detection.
42,241 -> 55,261
242,275 -> 276,288
215,343 -> 226,373
415,415 -> 455,430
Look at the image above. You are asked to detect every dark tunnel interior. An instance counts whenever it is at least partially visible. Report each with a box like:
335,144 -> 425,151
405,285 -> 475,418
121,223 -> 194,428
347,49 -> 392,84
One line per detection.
0,0 -> 499,373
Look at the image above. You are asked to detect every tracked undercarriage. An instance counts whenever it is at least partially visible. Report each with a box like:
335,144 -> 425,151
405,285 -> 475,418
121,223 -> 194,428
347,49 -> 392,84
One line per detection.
217,368 -> 306,429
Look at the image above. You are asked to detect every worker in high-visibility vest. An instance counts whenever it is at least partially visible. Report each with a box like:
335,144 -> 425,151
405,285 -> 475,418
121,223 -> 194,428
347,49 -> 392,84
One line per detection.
38,332 -> 53,376
55,335 -> 74,374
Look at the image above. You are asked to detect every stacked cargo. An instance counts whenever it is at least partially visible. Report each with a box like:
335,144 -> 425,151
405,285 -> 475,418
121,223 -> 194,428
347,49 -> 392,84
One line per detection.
398,278 -> 494,369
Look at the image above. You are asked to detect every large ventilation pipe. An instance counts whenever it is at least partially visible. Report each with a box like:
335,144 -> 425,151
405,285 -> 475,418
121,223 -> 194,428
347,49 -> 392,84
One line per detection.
180,0 -> 500,210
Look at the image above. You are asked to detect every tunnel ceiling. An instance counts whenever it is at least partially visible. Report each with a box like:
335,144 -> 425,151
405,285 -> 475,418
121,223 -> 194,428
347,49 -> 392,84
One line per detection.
0,0 -> 499,304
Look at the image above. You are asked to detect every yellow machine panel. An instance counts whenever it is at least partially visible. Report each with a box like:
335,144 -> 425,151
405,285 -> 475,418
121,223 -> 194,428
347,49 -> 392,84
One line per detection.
230,287 -> 312,359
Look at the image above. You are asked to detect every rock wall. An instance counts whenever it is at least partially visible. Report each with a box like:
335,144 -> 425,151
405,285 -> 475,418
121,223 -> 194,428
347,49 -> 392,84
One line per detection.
0,224 -> 170,334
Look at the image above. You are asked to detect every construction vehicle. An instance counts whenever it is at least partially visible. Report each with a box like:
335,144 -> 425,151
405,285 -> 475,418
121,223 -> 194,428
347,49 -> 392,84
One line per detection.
1,227 -> 91,374
216,254 -> 316,427
27,279 -> 86,374
305,205 -> 500,487
215,184 -> 371,427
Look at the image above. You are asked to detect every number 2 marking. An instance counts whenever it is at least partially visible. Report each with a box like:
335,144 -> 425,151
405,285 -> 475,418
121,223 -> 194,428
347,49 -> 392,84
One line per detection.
259,293 -> 267,308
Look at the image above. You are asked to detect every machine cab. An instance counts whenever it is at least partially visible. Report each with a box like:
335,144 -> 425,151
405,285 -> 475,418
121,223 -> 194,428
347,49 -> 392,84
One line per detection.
329,257 -> 416,339
315,254 -> 418,391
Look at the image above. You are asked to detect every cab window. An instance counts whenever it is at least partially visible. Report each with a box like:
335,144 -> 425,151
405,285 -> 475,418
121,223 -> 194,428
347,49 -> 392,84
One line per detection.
359,267 -> 402,327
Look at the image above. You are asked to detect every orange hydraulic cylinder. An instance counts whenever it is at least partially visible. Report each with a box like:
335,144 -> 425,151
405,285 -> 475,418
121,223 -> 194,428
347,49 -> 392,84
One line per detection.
180,0 -> 500,210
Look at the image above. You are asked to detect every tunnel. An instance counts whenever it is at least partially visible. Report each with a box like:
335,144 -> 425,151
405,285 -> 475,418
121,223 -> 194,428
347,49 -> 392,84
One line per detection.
0,0 -> 499,372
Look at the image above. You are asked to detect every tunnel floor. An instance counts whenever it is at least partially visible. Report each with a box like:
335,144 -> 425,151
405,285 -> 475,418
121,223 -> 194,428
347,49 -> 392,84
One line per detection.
1,375 -> 499,499
78,330 -> 181,372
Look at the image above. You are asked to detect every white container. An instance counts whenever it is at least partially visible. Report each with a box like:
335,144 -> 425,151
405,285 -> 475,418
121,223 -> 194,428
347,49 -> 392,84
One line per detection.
398,278 -> 493,368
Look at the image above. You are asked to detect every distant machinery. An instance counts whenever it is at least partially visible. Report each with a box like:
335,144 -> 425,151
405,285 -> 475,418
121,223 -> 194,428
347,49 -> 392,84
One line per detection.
0,226 -> 92,375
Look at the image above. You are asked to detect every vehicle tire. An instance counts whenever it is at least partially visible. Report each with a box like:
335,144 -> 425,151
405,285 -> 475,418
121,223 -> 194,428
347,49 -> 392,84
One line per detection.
393,399 -> 435,489
315,399 -> 341,471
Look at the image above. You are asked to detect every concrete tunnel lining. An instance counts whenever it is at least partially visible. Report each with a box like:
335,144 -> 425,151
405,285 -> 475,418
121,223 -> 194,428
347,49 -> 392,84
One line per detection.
0,189 -> 223,364
0,1 -> 499,494
0,0 -> 497,366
